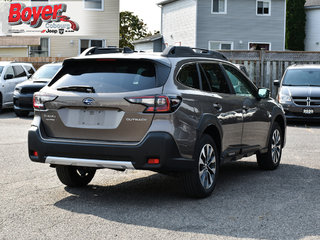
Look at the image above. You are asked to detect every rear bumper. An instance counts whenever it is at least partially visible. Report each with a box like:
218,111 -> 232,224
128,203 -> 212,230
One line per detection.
28,126 -> 195,172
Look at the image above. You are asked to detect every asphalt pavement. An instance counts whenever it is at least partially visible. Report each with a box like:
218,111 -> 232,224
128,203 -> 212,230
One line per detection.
0,109 -> 319,240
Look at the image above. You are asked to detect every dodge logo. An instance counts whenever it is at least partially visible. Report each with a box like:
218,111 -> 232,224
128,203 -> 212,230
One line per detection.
83,98 -> 95,105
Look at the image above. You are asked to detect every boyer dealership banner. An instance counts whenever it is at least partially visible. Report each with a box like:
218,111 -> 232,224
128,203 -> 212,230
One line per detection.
0,0 -> 92,36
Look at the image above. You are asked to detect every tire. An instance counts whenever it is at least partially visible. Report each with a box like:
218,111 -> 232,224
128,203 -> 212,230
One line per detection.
183,134 -> 219,198
257,122 -> 282,170
56,166 -> 96,187
14,109 -> 29,117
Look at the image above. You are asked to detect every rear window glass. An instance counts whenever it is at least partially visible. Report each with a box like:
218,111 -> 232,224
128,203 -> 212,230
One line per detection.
0,66 -> 3,75
24,65 -> 35,75
13,65 -> 27,77
50,60 -> 157,93
177,63 -> 200,89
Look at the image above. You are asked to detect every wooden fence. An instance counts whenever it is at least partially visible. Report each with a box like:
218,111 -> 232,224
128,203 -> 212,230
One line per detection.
220,50 -> 320,97
2,51 -> 320,97
0,57 -> 66,69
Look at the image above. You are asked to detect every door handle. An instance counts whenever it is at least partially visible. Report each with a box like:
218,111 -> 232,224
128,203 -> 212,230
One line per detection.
213,103 -> 222,112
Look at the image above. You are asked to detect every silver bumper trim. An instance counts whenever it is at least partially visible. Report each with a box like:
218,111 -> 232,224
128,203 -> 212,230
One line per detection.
45,156 -> 135,170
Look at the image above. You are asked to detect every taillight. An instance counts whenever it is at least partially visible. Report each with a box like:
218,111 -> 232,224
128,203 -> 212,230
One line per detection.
125,95 -> 181,113
33,92 -> 57,110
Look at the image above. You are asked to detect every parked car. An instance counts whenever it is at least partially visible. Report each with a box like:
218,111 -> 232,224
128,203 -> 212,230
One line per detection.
275,64 -> 320,121
28,46 -> 286,198
0,61 -> 35,111
13,63 -> 62,117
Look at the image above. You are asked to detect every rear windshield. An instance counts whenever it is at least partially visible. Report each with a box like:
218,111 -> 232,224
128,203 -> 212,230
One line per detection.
283,69 -> 320,86
50,59 -> 157,93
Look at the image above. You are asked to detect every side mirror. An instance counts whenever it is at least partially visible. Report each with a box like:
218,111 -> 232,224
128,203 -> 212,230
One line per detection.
4,74 -> 14,80
258,88 -> 270,99
27,74 -> 33,79
273,80 -> 280,87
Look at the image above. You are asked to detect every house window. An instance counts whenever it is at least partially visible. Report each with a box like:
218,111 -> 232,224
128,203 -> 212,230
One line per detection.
212,0 -> 227,14
84,0 -> 103,10
29,38 -> 49,57
256,0 -> 271,16
249,42 -> 271,50
209,41 -> 233,50
80,39 -> 105,53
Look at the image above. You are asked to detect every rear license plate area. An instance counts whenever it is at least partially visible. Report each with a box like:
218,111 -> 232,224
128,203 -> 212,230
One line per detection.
58,108 -> 125,129
79,109 -> 105,126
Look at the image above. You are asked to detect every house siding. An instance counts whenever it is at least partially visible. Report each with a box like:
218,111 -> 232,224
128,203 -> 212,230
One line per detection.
196,0 -> 286,50
134,42 -> 154,52
153,38 -> 164,52
50,0 -> 119,57
305,7 -> 320,51
0,48 -> 28,57
162,0 -> 197,47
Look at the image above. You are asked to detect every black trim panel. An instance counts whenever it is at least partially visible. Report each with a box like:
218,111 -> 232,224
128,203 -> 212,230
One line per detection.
28,127 -> 195,172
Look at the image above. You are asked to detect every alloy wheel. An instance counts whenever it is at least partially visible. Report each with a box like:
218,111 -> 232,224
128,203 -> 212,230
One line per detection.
271,129 -> 281,164
198,144 -> 216,189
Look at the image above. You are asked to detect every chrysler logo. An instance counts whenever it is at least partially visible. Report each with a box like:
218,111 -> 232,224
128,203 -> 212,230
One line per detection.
83,98 -> 95,105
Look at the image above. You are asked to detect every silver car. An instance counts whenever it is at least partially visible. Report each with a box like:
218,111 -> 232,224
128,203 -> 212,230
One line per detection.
0,61 -> 35,111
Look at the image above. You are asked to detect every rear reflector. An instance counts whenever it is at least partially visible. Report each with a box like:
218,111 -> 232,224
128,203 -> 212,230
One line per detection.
147,158 -> 160,164
33,151 -> 38,157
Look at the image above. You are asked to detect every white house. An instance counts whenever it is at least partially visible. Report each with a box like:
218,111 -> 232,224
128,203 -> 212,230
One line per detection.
305,0 -> 320,51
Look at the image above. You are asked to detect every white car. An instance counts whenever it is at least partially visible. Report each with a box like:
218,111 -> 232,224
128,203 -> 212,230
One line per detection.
0,61 -> 35,111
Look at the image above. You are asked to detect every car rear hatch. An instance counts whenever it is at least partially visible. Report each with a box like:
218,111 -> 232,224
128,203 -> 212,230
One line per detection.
37,58 -> 171,143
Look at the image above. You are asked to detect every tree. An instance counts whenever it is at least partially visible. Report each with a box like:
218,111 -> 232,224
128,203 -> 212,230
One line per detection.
286,0 -> 306,51
119,11 -> 151,49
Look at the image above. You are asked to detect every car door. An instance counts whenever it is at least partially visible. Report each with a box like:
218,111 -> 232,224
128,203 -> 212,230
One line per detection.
222,64 -> 271,153
3,66 -> 16,104
198,62 -> 244,158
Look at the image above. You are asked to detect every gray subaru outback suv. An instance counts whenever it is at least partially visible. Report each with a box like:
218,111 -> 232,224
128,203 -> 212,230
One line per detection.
28,46 -> 286,198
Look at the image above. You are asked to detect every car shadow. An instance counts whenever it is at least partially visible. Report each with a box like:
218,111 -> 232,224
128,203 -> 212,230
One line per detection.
287,120 -> 320,129
54,161 -> 320,239
0,109 -> 34,119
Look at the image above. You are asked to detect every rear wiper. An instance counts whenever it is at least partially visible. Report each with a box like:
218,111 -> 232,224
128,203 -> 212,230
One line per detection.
57,85 -> 96,93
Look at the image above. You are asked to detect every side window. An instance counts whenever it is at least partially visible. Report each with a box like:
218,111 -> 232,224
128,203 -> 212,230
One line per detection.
200,69 -> 211,92
4,66 -> 15,80
177,63 -> 200,90
13,65 -> 27,78
201,63 -> 230,93
24,65 -> 35,75
223,64 -> 255,97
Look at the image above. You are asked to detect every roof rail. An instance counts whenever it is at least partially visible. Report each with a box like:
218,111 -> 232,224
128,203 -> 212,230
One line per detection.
161,46 -> 228,61
80,46 -> 134,56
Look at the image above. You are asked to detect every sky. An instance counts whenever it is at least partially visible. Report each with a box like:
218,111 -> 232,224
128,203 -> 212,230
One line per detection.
120,0 -> 161,33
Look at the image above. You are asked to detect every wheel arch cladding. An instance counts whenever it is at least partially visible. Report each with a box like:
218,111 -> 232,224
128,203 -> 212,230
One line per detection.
202,125 -> 222,158
274,115 -> 286,148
